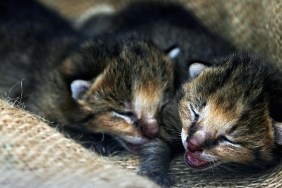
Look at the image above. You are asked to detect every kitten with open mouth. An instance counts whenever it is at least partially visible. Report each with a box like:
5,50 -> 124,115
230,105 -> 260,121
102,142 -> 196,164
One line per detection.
180,53 -> 282,171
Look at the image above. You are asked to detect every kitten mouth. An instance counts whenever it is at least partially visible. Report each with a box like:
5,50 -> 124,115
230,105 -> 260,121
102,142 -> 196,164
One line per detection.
184,151 -> 217,169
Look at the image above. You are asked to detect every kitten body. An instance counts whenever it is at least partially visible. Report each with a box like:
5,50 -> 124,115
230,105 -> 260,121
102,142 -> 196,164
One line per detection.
0,0 -> 176,153
143,52 -> 282,187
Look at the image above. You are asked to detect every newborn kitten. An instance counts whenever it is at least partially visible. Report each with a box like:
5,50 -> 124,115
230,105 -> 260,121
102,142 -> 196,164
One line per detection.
180,52 -> 282,169
140,52 -> 282,187
0,0 -> 177,153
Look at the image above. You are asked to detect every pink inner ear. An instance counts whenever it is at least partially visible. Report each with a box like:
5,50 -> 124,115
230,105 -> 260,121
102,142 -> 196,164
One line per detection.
71,80 -> 90,100
188,63 -> 207,80
274,122 -> 282,145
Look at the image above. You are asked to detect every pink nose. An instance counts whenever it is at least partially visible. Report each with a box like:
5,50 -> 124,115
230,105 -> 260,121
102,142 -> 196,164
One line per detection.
143,121 -> 159,138
188,140 -> 203,153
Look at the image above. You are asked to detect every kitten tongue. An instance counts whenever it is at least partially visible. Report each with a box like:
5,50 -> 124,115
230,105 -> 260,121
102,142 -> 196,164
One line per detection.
184,151 -> 209,169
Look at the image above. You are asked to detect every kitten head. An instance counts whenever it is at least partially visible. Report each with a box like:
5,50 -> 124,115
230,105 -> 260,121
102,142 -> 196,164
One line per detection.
62,36 -> 179,153
179,53 -> 282,169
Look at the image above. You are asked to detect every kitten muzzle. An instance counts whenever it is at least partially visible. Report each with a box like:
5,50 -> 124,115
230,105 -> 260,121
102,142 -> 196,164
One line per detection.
184,140 -> 218,169
184,151 -> 210,169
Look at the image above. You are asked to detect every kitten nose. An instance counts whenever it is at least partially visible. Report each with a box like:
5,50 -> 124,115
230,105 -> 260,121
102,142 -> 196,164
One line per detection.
143,120 -> 159,138
187,140 -> 203,153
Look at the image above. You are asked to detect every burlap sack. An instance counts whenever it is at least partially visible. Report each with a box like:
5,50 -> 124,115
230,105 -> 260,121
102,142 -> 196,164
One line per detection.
182,0 -> 282,69
0,100 -> 158,188
3,0 -> 282,187
40,0 -> 282,69
2,98 -> 282,188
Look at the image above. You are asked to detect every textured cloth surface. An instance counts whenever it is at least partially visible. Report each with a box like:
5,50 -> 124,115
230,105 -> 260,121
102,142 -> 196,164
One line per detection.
4,0 -> 282,187
40,0 -> 282,69
182,0 -> 282,69
112,153 -> 282,187
1,98 -> 282,188
0,100 -> 157,188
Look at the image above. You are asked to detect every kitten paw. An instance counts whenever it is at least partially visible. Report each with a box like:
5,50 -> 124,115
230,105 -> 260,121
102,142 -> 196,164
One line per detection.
138,170 -> 176,188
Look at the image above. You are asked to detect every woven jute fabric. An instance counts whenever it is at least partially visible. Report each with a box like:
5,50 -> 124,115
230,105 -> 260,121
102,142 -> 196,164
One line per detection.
111,152 -> 282,187
1,98 -> 282,188
182,0 -> 282,69
40,0 -> 282,69
4,0 -> 282,187
0,100 -> 158,188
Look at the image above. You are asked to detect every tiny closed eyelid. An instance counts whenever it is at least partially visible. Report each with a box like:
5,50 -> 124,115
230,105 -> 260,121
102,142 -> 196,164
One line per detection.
189,104 -> 198,114
189,104 -> 199,120
219,135 -> 230,142
117,111 -> 132,115
219,135 -> 240,146
114,111 -> 136,119
112,111 -> 138,124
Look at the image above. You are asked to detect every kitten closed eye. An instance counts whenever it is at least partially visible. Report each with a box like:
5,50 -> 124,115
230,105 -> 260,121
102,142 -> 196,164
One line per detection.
180,52 -> 282,171
218,135 -> 239,145
112,111 -> 138,125
189,104 -> 199,122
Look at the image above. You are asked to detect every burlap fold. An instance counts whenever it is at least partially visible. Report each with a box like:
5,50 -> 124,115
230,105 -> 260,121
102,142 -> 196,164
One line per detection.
0,100 -> 158,188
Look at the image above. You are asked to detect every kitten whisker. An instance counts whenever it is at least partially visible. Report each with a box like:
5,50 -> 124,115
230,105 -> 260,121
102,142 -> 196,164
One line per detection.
218,164 -> 238,172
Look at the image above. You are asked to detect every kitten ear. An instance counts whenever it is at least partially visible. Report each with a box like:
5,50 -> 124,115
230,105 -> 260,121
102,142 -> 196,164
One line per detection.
188,63 -> 208,80
166,46 -> 181,59
71,80 -> 91,100
274,122 -> 282,145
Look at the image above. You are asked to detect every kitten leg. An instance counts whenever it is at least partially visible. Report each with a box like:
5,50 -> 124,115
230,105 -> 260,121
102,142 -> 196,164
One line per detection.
138,139 -> 175,188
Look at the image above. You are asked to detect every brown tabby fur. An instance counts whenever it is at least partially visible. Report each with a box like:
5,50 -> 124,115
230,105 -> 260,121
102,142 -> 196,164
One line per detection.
180,52 -> 282,170
139,52 -> 282,188
0,0 -> 175,153
62,38 -> 175,151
